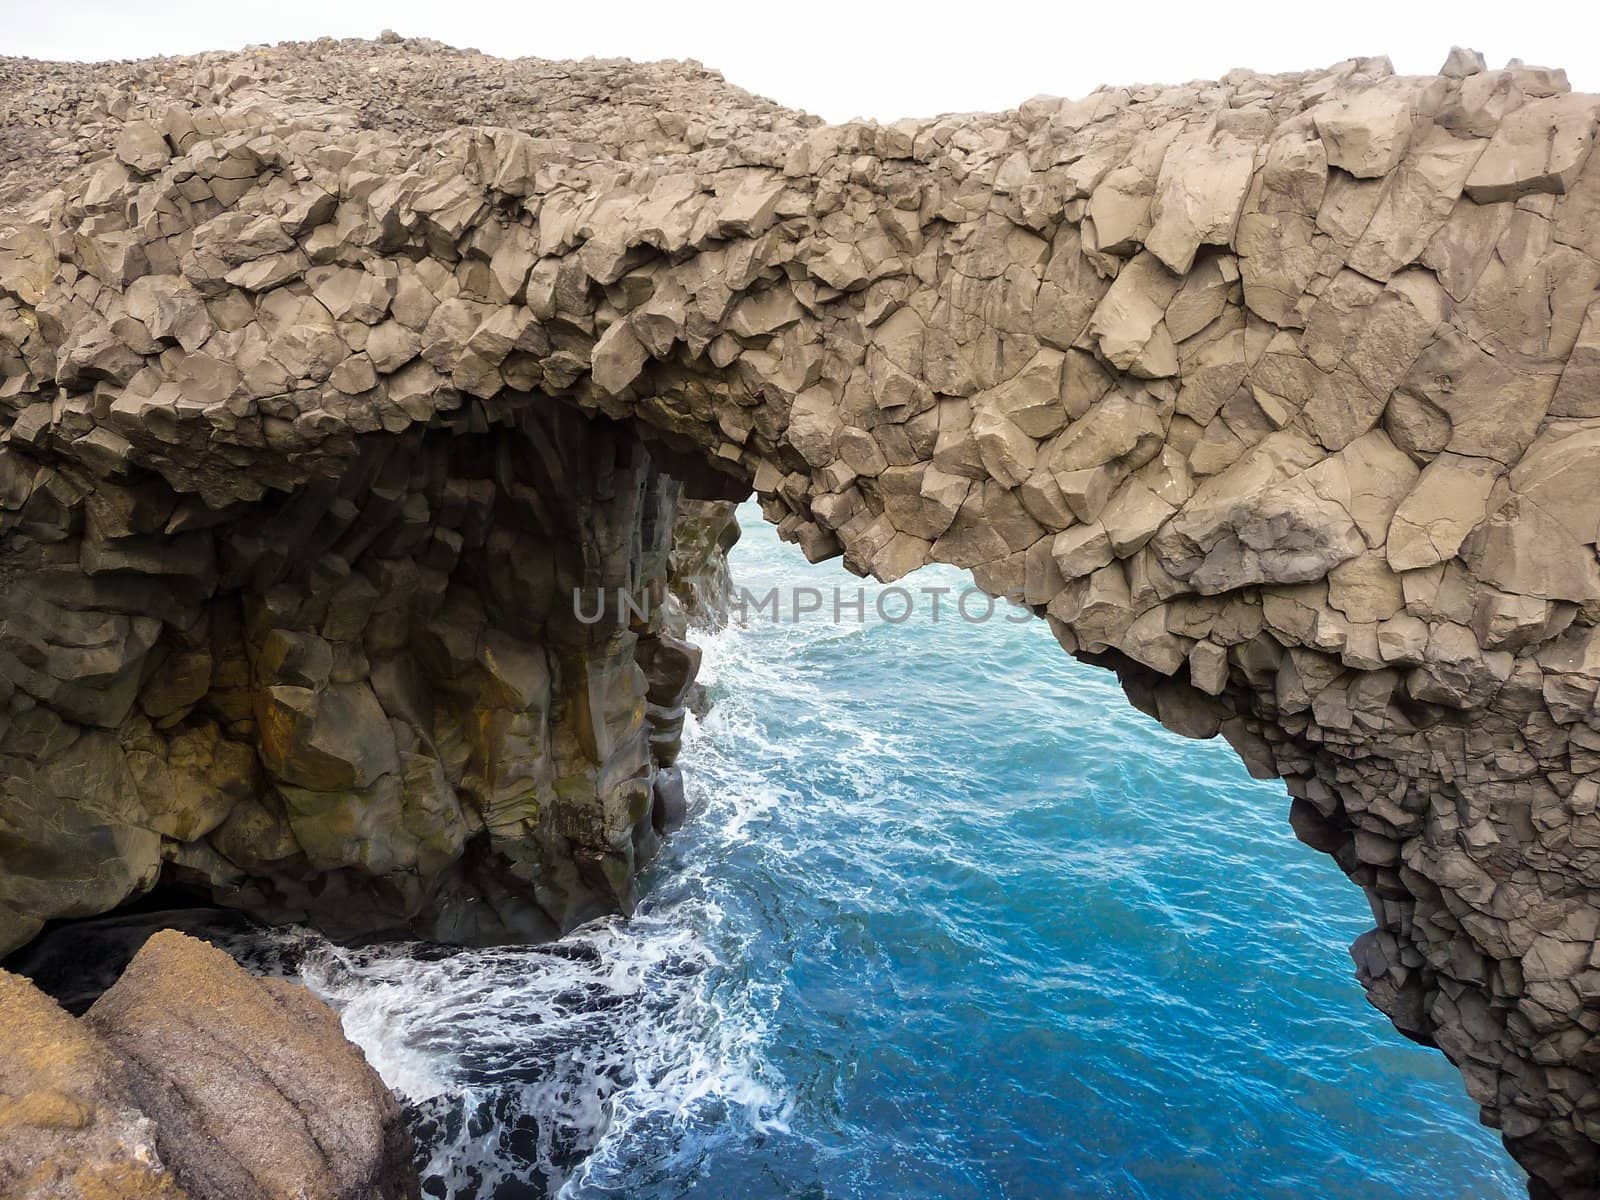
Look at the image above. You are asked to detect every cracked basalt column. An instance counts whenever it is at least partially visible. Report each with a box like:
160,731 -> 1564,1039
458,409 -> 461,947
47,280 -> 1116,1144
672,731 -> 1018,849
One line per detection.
2,37 -> 1600,1196
0,393 -> 705,948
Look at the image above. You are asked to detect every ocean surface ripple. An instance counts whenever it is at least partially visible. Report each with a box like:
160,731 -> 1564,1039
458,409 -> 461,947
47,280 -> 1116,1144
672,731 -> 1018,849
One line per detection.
238,502 -> 1522,1199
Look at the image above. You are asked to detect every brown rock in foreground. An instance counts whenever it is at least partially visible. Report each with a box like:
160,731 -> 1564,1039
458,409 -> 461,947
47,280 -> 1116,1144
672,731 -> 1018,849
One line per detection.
86,932 -> 417,1200
1,932 -> 417,1200
0,966 -> 182,1200
2,33 -> 1600,1198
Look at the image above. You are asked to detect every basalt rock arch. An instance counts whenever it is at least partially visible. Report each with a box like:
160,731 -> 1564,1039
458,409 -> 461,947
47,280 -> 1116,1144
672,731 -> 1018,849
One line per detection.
2,36 -> 1599,1197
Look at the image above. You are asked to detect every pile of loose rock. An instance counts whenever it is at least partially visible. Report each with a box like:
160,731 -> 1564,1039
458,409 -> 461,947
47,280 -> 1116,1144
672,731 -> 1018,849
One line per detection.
2,34 -> 1599,1197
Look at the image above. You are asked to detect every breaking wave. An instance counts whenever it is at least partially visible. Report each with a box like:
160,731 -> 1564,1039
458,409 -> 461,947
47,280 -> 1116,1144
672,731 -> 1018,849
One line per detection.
227,501 -> 1520,1199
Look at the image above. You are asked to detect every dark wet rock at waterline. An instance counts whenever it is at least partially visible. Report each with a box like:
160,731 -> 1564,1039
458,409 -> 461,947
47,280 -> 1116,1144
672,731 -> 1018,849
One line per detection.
3,905 -> 262,1014
651,767 -> 689,836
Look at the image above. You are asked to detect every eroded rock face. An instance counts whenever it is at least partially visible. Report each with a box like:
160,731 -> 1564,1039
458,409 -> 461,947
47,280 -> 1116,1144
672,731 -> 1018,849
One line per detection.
0,393 -> 706,952
2,36 -> 1599,1197
668,499 -> 742,628
0,930 -> 417,1200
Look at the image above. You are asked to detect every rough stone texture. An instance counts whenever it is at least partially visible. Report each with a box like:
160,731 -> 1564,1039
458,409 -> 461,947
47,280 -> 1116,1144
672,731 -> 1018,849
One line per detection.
1,930 -> 416,1200
2,36 -> 1600,1197
0,965 -> 181,1200
668,499 -> 741,627
85,931 -> 416,1200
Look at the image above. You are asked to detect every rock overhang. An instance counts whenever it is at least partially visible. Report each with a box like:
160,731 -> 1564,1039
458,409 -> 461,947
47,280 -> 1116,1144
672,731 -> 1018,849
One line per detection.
2,35 -> 1600,1199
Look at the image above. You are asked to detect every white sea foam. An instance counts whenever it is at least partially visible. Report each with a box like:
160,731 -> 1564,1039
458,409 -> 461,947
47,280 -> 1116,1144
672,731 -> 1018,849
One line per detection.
212,508 -> 1524,1200
230,898 -> 790,1196
221,612 -> 797,1199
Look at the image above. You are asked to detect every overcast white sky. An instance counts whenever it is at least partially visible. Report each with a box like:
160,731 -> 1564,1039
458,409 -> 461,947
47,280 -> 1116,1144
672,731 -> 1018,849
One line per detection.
3,0 -> 1596,123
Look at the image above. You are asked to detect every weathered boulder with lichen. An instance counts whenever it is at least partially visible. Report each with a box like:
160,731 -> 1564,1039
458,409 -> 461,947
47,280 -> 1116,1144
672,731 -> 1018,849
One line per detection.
2,35 -> 1600,1197
0,963 -> 181,1200
0,930 -> 417,1200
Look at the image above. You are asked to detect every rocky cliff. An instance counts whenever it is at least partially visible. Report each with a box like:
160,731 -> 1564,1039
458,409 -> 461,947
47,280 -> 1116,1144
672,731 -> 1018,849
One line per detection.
1,34 -> 1599,1197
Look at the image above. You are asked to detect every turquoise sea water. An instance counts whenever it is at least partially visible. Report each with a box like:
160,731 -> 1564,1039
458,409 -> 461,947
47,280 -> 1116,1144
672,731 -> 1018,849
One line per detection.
244,501 -> 1523,1199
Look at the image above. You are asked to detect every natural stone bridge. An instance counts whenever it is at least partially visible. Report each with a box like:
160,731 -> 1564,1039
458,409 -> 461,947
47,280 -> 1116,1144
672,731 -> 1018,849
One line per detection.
2,36 -> 1599,1197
